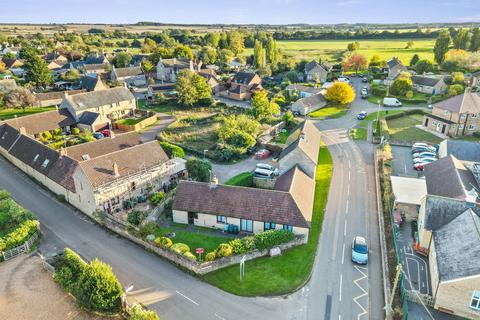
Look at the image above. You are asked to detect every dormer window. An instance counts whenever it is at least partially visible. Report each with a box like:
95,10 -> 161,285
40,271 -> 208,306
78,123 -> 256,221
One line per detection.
41,159 -> 50,168
33,154 -> 39,162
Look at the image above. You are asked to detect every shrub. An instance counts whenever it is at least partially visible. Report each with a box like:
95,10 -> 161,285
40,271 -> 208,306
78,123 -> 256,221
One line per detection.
171,243 -> 190,254
129,304 -> 160,320
0,190 -> 10,201
154,236 -> 173,248
242,236 -> 255,251
215,243 -> 233,258
228,239 -> 247,254
76,259 -> 123,313
54,248 -> 88,292
139,222 -> 157,238
405,90 -> 413,99
3,219 -> 40,251
127,210 -> 145,226
56,194 -> 66,202
253,229 -> 295,250
71,127 -> 81,135
149,192 -> 165,205
183,251 -> 197,261
448,84 -> 464,96
205,251 -> 216,261
159,141 -> 185,158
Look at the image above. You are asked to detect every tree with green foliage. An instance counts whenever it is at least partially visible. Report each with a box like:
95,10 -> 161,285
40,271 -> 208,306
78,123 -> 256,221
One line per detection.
114,52 -> 132,68
141,59 -> 155,73
414,59 -> 434,74
129,304 -> 160,320
251,90 -> 280,119
24,53 -> 53,88
470,28 -> 480,52
176,70 -> 212,106
347,41 -> 360,51
451,72 -> 464,84
218,49 -> 235,66
227,31 -> 245,55
448,84 -> 464,96
325,82 -> 355,104
174,45 -> 193,60
204,32 -> 220,47
199,46 -> 218,65
434,30 -> 451,64
75,259 -> 123,313
142,37 -> 157,53
369,54 -> 386,68
282,110 -> 295,128
253,40 -> 266,69
452,28 -> 471,50
266,35 -> 279,67
390,74 -> 413,97
148,47 -> 174,65
405,41 -> 414,49
186,157 -> 212,182
59,69 -> 80,81
409,54 -> 420,67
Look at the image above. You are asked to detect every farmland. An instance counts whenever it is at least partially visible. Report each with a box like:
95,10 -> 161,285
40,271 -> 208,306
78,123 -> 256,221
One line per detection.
273,38 -> 435,63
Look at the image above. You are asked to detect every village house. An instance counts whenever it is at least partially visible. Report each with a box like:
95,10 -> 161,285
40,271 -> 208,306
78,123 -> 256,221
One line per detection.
304,60 -> 332,83
111,66 -> 147,87
33,89 -> 86,107
198,69 -> 221,93
470,71 -> 480,89
84,53 -> 109,65
278,120 -> 321,179
0,57 -> 24,69
218,72 -> 263,101
386,57 -> 408,78
423,90 -> 480,137
438,139 -> 480,162
428,208 -> 480,319
286,84 -> 323,98
79,74 -> 107,92
0,44 -> 21,56
390,176 -> 427,221
5,109 -> 76,136
412,75 -> 448,95
60,87 -> 136,127
172,165 -> 314,239
291,93 -> 328,116
83,63 -> 110,75
156,58 -> 199,83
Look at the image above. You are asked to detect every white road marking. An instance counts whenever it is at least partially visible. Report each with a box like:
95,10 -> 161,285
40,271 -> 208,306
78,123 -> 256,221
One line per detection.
214,313 -> 226,320
339,274 -> 343,302
176,290 -> 199,306
346,200 -> 349,214
344,220 -> 347,237
339,315 -> 342,320
342,243 -> 346,265
348,171 -> 351,181
353,266 -> 368,320
347,184 -> 350,196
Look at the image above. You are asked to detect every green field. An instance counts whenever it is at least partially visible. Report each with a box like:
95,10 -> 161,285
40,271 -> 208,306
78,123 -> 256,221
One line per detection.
386,114 -> 442,144
0,107 -> 56,121
273,38 -> 435,64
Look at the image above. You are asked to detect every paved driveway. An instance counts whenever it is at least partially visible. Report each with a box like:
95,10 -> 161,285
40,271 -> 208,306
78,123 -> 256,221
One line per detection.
212,156 -> 276,183
391,146 -> 419,177
140,113 -> 175,142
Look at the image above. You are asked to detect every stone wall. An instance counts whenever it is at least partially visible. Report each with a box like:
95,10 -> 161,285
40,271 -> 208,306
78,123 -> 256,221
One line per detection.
253,176 -> 276,189
113,111 -> 158,132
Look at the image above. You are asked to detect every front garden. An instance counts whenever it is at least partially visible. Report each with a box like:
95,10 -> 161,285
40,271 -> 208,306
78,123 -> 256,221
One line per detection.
0,190 -> 40,261
40,127 -> 96,150
0,106 -> 56,120
202,144 -> 333,296
383,110 -> 442,144
308,104 -> 349,119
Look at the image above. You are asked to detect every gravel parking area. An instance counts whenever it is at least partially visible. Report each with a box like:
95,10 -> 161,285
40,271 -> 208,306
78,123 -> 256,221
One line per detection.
391,146 -> 419,177
0,253 -> 113,320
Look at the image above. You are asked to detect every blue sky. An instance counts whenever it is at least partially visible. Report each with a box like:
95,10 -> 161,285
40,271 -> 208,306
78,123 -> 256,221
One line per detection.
4,0 -> 480,24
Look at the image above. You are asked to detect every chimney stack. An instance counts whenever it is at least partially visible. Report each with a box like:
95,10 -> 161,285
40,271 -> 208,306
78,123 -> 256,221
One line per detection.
59,147 -> 67,157
19,126 -> 26,135
209,174 -> 218,190
113,162 -> 120,177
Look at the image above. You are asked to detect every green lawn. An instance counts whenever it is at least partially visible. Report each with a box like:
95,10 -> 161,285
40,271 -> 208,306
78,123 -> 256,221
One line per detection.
224,172 -> 254,187
139,99 -> 178,114
116,117 -> 146,125
155,224 -> 231,256
386,115 -> 442,144
0,107 -> 56,120
203,145 -> 333,296
273,131 -> 290,144
350,127 -> 367,140
309,105 -> 349,119
272,38 -> 435,63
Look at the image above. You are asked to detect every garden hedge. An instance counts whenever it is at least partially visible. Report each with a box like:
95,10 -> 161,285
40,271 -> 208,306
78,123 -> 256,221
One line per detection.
159,141 -> 185,158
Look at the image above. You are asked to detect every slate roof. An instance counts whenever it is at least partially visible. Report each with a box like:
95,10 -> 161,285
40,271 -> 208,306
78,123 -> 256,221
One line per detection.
439,139 -> 480,162
35,89 -> 85,102
5,109 -> 76,135
0,58 -> 24,68
84,54 -> 108,65
279,120 -> 321,163
233,72 -> 257,85
78,141 -> 169,188
172,179 -> 311,229
113,66 -> 144,78
412,75 -> 442,87
433,209 -> 480,282
293,94 -> 327,109
149,83 -> 176,92
0,123 -> 21,150
0,79 -> 17,93
78,111 -> 100,126
64,87 -> 135,111
422,195 -> 473,231
65,132 -> 143,161
84,63 -> 109,72
424,155 -> 479,201
432,91 -> 480,114
80,75 -> 106,91
6,132 -> 77,192
387,57 -> 404,69
159,58 -> 191,69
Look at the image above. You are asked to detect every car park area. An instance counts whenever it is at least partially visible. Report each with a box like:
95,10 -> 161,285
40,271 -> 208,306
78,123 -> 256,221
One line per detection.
391,146 -> 419,177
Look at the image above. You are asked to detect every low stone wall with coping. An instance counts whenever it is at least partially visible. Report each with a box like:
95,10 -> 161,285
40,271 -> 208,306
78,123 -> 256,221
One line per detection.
113,111 -> 158,132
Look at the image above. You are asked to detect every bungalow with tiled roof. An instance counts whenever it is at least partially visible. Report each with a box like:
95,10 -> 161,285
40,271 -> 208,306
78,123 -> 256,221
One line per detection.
218,72 -> 263,101
172,165 -> 314,239
412,75 -> 447,95
111,65 -> 146,87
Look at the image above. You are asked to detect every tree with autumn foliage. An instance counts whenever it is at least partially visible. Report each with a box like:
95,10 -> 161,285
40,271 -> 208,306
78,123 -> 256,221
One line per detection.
343,54 -> 367,74
325,82 -> 355,105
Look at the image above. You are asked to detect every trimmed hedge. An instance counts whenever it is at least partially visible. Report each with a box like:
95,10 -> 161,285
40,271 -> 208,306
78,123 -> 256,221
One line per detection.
253,230 -> 295,250
171,243 -> 190,254
384,109 -> 426,121
129,304 -> 160,320
54,248 -> 88,292
0,219 -> 39,252
159,141 -> 185,158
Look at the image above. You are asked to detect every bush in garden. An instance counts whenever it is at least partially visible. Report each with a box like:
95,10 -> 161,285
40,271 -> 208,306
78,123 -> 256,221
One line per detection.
205,251 -> 216,261
159,141 -> 185,158
183,251 -> 197,261
228,238 -> 246,254
3,219 -> 40,251
171,243 -> 190,254
127,210 -> 145,226
71,127 -> 81,135
54,248 -> 88,292
253,230 -> 295,250
154,236 -> 173,248
149,192 -> 165,205
75,259 -> 123,313
242,236 -> 255,251
215,243 -> 233,258
138,222 -> 157,238
129,303 -> 160,320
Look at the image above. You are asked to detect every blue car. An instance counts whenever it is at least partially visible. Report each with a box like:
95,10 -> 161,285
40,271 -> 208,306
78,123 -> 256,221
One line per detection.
93,132 -> 104,139
357,111 -> 367,120
352,236 -> 368,264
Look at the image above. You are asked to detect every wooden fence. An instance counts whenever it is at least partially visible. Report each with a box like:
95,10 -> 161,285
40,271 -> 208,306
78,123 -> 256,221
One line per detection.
2,232 -> 39,261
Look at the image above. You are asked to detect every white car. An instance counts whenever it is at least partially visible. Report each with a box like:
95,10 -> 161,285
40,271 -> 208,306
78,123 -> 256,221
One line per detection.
412,151 -> 437,159
256,163 -> 279,175
412,143 -> 431,149
413,157 -> 437,164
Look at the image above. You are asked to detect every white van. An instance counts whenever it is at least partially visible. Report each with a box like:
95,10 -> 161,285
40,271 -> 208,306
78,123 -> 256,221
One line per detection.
256,163 -> 279,175
383,97 -> 402,107
254,168 -> 275,178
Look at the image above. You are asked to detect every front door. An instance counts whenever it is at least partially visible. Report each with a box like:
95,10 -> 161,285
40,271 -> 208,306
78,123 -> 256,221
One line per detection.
441,124 -> 446,134
188,212 -> 196,224
424,118 -> 429,127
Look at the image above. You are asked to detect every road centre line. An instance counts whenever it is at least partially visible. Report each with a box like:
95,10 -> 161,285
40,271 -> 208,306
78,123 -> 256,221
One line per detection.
176,290 -> 199,306
342,243 -> 345,265
344,220 -> 347,236
214,313 -> 226,320
346,200 -> 349,214
339,274 -> 343,302
347,184 -> 350,196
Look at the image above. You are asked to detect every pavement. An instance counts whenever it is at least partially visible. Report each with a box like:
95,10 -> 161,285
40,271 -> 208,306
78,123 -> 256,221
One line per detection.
140,113 -> 175,142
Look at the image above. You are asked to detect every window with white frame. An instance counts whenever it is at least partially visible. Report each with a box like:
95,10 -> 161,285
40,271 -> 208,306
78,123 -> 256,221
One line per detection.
472,113 -> 478,118
469,124 -> 476,130
217,215 -> 227,223
471,291 -> 480,310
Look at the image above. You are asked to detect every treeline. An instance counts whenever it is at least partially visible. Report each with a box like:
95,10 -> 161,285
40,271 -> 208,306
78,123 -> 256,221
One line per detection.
272,29 -> 440,41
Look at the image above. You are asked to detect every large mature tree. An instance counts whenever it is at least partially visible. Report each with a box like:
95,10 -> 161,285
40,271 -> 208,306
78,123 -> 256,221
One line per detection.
186,157 -> 212,182
251,90 -> 280,119
199,46 -> 218,65
325,82 -> 355,104
218,49 -> 234,66
253,40 -> 266,69
227,31 -> 245,55
434,30 -> 451,64
470,28 -> 480,52
176,70 -> 212,106
204,32 -> 220,47
343,53 -> 367,73
142,37 -> 157,53
266,35 -> 279,66
390,73 -> 413,97
347,41 -> 360,51
141,59 -> 155,73
174,45 -> 193,60
24,53 -> 53,88
452,29 -> 471,50
414,59 -> 434,74
114,52 -> 132,68
5,88 -> 36,110
409,54 -> 420,67
148,47 -> 174,65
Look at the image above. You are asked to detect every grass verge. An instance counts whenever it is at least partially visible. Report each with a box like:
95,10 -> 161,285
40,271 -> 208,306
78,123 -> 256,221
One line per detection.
350,127 -> 367,140
224,172 -> 254,187
309,105 -> 349,119
202,144 -> 333,296
0,107 -> 56,120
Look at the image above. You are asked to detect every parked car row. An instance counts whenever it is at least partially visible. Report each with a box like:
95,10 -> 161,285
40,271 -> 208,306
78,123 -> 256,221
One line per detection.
411,143 -> 438,171
254,163 -> 279,178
